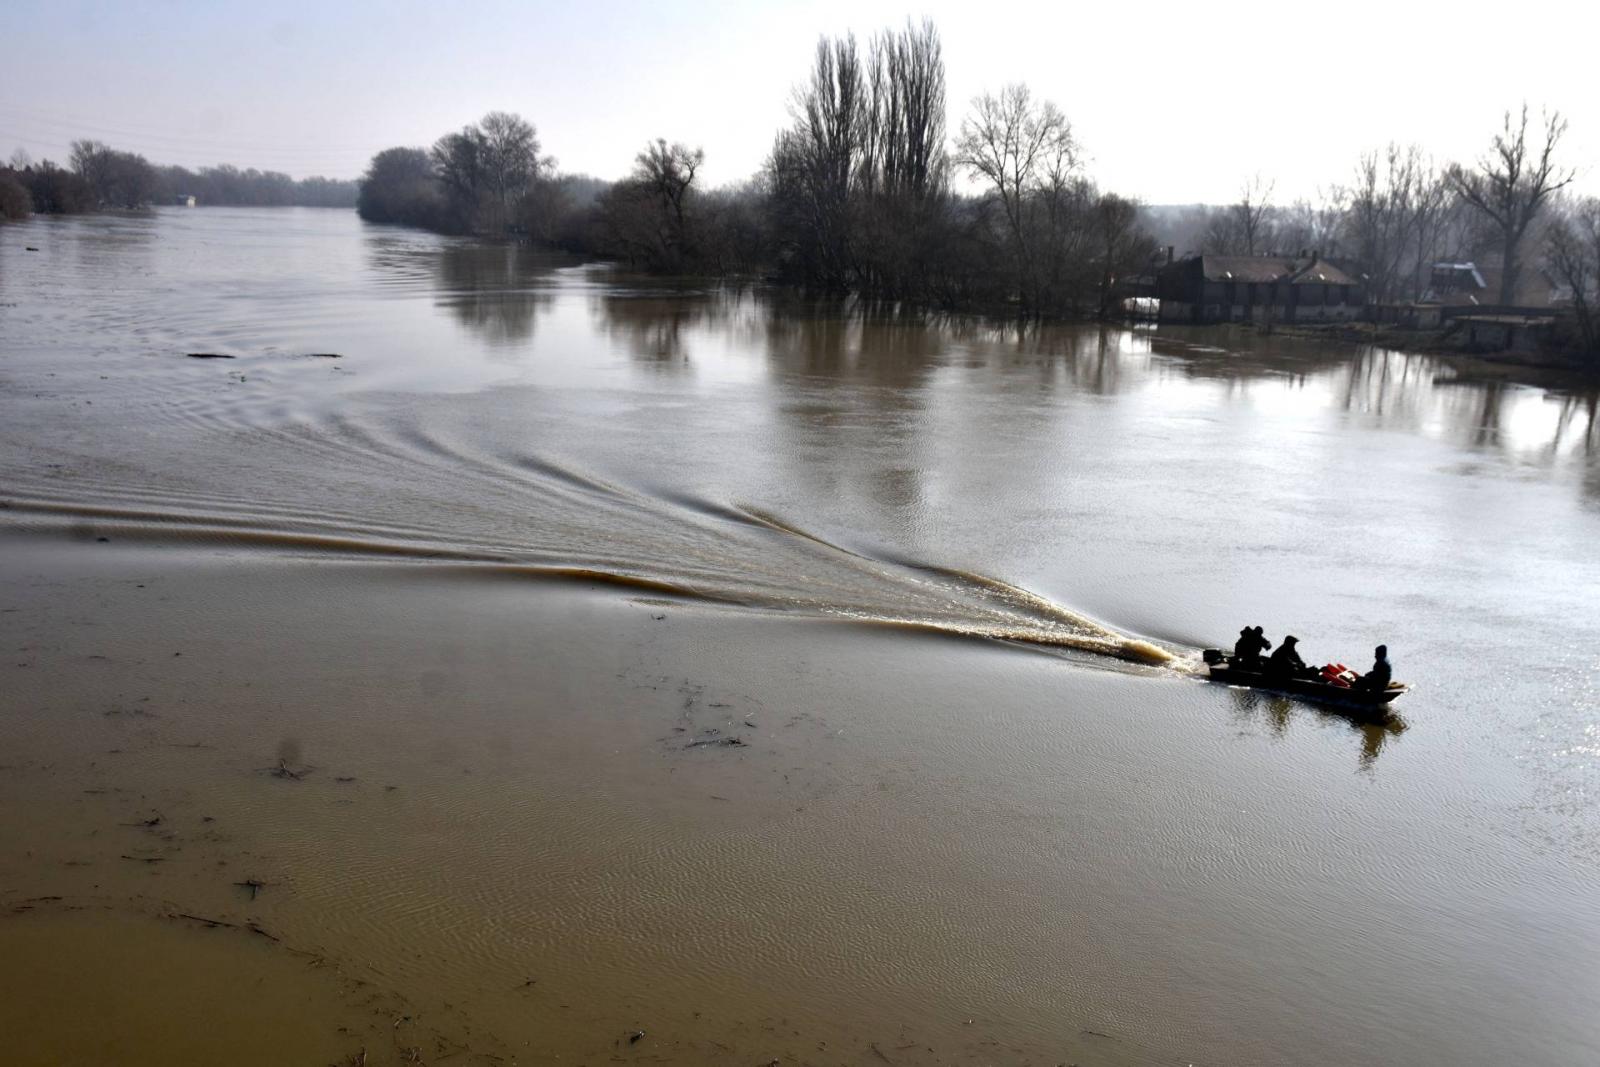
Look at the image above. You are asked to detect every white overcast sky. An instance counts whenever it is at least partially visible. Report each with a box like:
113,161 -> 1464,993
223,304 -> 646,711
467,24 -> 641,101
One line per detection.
2,0 -> 1596,204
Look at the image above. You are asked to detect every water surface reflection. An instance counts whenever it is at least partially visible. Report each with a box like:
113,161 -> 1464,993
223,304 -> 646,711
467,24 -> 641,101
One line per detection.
5,208 -> 1600,1067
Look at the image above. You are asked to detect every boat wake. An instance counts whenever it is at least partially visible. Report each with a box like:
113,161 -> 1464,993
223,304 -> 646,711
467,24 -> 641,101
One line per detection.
0,398 -> 1173,667
1,492 -> 1172,666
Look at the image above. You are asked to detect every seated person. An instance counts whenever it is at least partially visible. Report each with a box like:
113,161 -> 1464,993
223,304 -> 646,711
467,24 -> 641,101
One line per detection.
1233,625 -> 1271,667
1354,645 -> 1393,691
1266,635 -> 1311,678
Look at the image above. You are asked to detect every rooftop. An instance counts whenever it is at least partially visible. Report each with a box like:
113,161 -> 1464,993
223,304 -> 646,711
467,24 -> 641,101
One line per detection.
1185,255 -> 1360,287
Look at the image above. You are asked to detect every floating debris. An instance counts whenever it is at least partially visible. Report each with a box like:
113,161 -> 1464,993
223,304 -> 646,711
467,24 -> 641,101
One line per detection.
686,736 -> 745,749
267,758 -> 307,780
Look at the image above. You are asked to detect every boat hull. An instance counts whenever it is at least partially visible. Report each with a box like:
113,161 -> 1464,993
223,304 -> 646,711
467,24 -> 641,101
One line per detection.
1202,654 -> 1407,718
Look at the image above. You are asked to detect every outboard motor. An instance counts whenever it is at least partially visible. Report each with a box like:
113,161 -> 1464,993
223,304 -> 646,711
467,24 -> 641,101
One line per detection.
1202,649 -> 1225,665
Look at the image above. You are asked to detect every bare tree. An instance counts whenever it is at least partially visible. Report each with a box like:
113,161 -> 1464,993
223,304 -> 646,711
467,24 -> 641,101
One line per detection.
1408,160 -> 1454,300
1233,175 -> 1274,255
1199,177 -> 1277,256
8,147 -> 32,170
431,124 -> 488,230
1346,145 -> 1421,303
861,18 -> 946,201
1545,198 -> 1600,356
1200,206 -> 1244,255
69,139 -> 116,203
1272,190 -> 1347,260
478,111 -> 552,228
1448,106 -> 1573,304
1092,192 -> 1155,318
853,19 -> 951,297
633,139 -> 704,268
67,139 -> 155,208
425,112 -> 552,234
954,83 -> 1078,310
783,33 -> 869,287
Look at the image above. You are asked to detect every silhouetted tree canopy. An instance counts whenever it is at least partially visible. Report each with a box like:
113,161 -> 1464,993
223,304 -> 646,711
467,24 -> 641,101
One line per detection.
358,147 -> 444,227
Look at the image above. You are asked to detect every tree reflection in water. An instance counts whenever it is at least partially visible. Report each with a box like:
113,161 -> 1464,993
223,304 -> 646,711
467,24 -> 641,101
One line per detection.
432,243 -> 557,347
587,274 -> 1600,510
593,287 -> 722,367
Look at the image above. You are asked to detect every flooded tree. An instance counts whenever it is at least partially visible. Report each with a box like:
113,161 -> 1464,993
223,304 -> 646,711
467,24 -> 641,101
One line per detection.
357,147 -> 445,227
0,168 -> 29,219
598,139 -> 705,272
767,34 -> 870,289
854,19 -> 950,298
635,139 -> 703,258
431,124 -> 488,231
1448,107 -> 1573,305
69,139 -> 157,209
1093,192 -> 1156,318
1545,198 -> 1600,357
13,161 -> 94,214
765,20 -> 953,299
68,140 -> 116,200
954,83 -> 1081,312
482,111 -> 556,229
429,112 -> 555,235
860,20 -> 946,202
157,163 -> 356,207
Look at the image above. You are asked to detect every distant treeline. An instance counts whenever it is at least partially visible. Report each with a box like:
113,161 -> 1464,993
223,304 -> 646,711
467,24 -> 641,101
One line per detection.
355,21 -> 1154,319
353,20 -> 1600,353
351,18 -> 1599,344
0,140 -> 356,218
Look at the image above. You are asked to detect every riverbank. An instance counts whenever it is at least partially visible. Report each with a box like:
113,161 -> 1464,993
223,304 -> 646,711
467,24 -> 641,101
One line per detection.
1238,319 -> 1600,385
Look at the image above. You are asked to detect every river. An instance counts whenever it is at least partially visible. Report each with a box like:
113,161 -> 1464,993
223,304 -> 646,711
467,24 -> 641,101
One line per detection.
1,207 -> 1597,1066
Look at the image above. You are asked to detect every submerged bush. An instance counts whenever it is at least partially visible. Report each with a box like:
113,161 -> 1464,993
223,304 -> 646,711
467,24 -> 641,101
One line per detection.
0,171 -> 31,219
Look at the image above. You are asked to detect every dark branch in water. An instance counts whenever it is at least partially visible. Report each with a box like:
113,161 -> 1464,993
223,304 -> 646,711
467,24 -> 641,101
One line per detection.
686,736 -> 746,748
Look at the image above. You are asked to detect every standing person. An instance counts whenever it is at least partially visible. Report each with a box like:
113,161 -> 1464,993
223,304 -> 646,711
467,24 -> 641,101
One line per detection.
1355,645 -> 1392,692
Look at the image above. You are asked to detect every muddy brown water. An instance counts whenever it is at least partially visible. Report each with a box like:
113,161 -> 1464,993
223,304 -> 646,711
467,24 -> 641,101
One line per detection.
2,208 -> 1598,1065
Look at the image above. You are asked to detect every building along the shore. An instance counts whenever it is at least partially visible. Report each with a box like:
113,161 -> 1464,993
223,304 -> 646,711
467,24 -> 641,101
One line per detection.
1156,253 -> 1364,324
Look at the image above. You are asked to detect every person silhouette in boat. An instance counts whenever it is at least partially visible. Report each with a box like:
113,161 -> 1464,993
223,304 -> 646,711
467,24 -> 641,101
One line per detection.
1354,645 -> 1392,692
1233,625 -> 1272,668
1266,635 -> 1314,679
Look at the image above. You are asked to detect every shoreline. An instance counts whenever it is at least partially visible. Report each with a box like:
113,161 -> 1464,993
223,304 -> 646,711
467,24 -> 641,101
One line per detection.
1226,319 -> 1600,386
